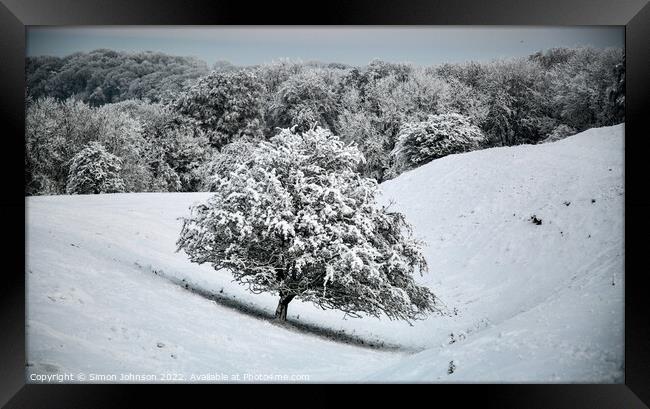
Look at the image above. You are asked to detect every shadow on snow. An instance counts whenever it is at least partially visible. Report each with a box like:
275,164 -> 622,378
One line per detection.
133,261 -> 418,353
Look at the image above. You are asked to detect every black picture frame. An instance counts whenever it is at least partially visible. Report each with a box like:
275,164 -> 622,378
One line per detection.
1,0 -> 648,407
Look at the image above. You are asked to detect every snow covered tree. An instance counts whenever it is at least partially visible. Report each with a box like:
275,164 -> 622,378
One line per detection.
66,142 -> 125,194
25,97 -> 69,195
390,113 -> 485,176
25,97 -> 100,194
336,107 -> 390,182
94,104 -> 152,192
269,68 -> 340,132
547,47 -> 623,130
177,126 -> 439,322
173,69 -> 265,148
108,100 -> 212,192
606,53 -> 625,124
481,58 -> 551,145
374,69 -> 453,123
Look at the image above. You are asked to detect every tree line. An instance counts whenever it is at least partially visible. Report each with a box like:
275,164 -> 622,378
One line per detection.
25,47 -> 624,195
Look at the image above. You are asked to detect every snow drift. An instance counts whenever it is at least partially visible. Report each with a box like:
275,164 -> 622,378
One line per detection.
26,124 -> 624,382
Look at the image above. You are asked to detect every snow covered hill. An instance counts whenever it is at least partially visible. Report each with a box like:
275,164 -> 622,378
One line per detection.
26,124 -> 624,382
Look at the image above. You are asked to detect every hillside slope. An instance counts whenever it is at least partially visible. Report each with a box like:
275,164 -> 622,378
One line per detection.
368,124 -> 625,381
26,124 -> 624,382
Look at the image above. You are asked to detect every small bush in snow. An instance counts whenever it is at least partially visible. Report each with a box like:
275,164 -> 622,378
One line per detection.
540,124 -> 577,144
66,142 -> 126,194
390,113 -> 485,176
177,126 -> 441,322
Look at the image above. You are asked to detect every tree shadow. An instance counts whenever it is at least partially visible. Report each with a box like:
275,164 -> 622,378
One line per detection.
136,261 -> 419,353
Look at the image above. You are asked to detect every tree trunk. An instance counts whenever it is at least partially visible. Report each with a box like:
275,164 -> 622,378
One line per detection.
275,292 -> 295,321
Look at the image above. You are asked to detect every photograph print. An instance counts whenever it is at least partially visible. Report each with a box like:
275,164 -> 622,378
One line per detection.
25,26 -> 625,383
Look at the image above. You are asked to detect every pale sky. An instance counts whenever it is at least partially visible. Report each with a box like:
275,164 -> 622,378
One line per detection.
26,26 -> 624,66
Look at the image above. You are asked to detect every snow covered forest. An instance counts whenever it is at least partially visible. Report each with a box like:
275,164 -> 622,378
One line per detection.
25,47 -> 624,195
25,45 -> 625,383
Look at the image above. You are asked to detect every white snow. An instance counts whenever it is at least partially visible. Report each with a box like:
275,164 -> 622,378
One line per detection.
26,124 -> 624,382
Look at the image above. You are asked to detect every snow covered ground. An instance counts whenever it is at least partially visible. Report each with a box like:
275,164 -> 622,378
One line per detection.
26,124 -> 624,382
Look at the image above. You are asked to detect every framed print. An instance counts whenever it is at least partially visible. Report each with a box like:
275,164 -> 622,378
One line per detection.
1,0 -> 649,407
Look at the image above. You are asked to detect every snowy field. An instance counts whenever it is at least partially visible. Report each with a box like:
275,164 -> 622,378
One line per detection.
26,124 -> 624,383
